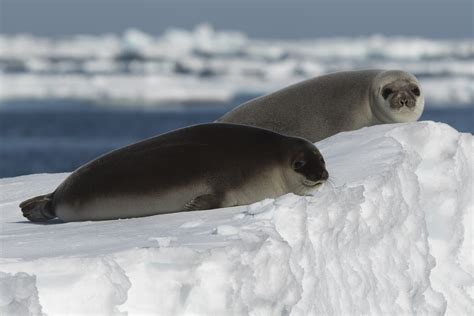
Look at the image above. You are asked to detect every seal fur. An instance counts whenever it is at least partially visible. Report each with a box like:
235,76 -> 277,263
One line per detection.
218,69 -> 424,142
20,123 -> 328,222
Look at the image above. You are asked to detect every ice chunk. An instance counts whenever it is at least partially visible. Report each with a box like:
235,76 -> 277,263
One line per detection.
0,122 -> 472,314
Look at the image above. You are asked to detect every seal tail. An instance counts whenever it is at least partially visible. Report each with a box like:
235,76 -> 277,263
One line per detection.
19,193 -> 56,222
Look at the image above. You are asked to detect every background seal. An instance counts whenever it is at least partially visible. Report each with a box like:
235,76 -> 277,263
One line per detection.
218,69 -> 424,142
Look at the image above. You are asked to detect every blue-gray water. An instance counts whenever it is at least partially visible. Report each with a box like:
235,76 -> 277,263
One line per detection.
0,100 -> 472,178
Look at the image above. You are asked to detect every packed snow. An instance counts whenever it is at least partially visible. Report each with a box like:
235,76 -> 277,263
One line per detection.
1,24 -> 473,107
0,121 -> 472,315
0,272 -> 42,316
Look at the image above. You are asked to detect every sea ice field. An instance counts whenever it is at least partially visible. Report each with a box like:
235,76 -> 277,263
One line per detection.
0,121 -> 472,315
0,25 -> 472,107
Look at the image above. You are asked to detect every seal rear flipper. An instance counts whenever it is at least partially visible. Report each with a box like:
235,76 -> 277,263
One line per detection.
19,193 -> 56,222
184,193 -> 224,211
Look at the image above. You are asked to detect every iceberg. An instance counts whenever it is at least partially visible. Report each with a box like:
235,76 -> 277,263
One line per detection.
0,122 -> 472,315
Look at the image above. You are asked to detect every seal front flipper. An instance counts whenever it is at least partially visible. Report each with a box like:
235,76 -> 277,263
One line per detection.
184,193 -> 224,211
19,193 -> 56,222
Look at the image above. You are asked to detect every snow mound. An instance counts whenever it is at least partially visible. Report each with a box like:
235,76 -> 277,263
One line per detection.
0,272 -> 42,316
0,122 -> 472,315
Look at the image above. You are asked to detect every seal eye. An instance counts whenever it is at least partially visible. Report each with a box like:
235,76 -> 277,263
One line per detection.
292,160 -> 306,170
412,87 -> 420,96
319,156 -> 325,165
382,88 -> 393,99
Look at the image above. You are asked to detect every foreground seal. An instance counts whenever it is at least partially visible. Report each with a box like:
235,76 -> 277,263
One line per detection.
218,69 -> 424,142
20,123 -> 328,222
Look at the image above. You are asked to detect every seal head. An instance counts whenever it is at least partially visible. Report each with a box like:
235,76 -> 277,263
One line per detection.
283,138 -> 329,194
370,70 -> 424,124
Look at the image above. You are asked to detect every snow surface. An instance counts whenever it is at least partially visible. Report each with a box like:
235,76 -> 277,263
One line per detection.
1,25 -> 472,107
0,122 -> 472,315
0,272 -> 42,316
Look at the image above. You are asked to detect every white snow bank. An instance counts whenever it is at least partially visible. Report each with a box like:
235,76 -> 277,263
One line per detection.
0,272 -> 42,316
0,122 -> 472,315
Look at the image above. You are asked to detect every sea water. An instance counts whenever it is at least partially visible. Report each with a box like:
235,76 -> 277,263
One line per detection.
0,99 -> 472,178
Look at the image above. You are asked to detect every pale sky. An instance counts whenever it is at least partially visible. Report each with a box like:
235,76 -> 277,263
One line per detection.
1,0 -> 472,38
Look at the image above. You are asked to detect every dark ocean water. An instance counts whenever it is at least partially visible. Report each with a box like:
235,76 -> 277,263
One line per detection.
0,100 -> 472,178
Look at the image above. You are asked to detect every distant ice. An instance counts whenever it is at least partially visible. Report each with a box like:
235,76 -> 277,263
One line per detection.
0,25 -> 472,108
0,122 -> 472,314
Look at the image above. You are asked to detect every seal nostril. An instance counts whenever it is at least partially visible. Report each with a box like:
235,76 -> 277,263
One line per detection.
321,170 -> 329,180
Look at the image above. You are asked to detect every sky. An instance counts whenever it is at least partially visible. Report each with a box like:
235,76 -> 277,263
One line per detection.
0,0 -> 472,39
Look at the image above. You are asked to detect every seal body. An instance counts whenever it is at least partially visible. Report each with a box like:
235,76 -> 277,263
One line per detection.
20,123 -> 328,222
218,69 -> 424,142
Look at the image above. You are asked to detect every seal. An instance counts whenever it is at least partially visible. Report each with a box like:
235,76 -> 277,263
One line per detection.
218,69 -> 424,142
19,123 -> 329,222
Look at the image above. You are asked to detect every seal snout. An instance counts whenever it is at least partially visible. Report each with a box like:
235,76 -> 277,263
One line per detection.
382,81 -> 420,111
303,169 -> 329,187
321,169 -> 329,180
391,92 -> 416,110
399,97 -> 409,107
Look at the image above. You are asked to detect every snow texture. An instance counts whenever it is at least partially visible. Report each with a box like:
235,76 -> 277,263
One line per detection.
0,272 -> 42,316
0,122 -> 472,315
0,24 -> 472,107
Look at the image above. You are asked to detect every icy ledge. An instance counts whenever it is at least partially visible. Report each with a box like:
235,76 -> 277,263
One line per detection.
0,122 -> 472,315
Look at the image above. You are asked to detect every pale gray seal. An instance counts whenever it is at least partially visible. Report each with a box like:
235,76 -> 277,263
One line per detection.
20,123 -> 328,222
218,69 -> 424,142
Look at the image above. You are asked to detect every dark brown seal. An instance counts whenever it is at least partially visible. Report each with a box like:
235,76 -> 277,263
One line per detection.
20,123 -> 328,222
